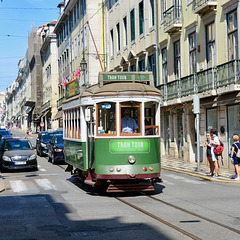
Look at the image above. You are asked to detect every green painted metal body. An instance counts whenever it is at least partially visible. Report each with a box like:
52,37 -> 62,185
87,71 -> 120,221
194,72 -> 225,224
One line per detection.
64,140 -> 87,170
64,137 -> 161,176
95,138 -> 160,175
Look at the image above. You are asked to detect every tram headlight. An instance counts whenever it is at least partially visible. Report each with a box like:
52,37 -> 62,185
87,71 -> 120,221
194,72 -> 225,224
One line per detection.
128,155 -> 136,164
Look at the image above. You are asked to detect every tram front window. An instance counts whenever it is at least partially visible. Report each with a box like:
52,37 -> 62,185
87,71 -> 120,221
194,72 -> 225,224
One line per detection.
97,102 -> 116,135
121,102 -> 141,135
144,102 -> 159,136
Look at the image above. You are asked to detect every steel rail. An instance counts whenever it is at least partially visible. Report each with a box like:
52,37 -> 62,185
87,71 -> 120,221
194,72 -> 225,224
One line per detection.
145,194 -> 240,235
115,197 -> 202,240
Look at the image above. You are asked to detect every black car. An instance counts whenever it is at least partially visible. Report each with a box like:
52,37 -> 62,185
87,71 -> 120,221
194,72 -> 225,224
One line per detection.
1,138 -> 37,171
36,131 -> 56,156
47,134 -> 64,164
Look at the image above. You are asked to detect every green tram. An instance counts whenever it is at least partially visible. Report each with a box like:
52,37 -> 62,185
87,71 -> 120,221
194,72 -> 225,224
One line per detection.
63,72 -> 162,192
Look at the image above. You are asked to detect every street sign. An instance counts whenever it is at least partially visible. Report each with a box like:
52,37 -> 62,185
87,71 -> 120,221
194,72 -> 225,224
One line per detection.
40,122 -> 44,127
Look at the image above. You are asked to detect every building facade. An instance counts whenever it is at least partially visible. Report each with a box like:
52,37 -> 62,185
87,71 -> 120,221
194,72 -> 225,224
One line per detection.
106,0 -> 157,86
39,21 -> 59,131
105,0 -> 240,170
158,0 -> 240,169
5,27 -> 43,132
54,0 -> 105,123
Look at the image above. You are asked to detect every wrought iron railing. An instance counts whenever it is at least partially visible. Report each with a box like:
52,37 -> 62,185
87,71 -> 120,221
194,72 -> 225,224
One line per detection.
216,60 -> 240,87
160,60 -> 240,102
193,0 -> 216,10
196,67 -> 215,93
167,79 -> 179,100
180,74 -> 195,97
163,5 -> 181,31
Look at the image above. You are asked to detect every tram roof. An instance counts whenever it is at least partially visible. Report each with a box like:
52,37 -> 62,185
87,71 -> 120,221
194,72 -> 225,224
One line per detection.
80,82 -> 162,98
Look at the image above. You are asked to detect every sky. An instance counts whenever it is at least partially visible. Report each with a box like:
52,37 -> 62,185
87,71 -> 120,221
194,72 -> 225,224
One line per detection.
0,0 -> 61,93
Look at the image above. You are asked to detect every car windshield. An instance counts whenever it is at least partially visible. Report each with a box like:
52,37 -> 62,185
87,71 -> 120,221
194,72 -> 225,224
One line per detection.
0,130 -> 11,135
4,140 -> 32,151
55,136 -> 63,144
42,133 -> 54,142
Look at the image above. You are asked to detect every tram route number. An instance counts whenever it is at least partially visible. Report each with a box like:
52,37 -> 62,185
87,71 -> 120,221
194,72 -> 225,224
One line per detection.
110,140 -> 150,153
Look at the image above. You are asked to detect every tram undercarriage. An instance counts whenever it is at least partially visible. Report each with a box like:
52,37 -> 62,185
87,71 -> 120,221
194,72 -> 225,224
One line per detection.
66,166 -> 162,193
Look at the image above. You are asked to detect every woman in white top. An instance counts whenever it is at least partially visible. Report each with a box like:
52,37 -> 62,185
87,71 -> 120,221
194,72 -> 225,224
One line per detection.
210,129 -> 220,178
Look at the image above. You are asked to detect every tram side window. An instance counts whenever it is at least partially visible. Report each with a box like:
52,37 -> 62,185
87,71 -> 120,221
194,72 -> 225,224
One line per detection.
144,102 -> 159,136
63,108 -> 81,139
120,102 -> 141,135
97,102 -> 116,135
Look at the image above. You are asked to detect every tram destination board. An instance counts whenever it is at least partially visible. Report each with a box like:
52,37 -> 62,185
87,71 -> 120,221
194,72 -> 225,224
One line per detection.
99,72 -> 153,87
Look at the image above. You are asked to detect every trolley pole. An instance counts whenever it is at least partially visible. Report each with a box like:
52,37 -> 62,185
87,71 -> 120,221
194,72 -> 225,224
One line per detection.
192,95 -> 201,172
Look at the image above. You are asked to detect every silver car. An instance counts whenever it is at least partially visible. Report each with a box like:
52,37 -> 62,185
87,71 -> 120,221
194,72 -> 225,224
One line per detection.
1,139 -> 37,171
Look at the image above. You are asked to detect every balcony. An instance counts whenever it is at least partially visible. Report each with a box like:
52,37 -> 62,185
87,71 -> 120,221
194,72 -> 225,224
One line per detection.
158,60 -> 240,103
193,0 -> 217,16
164,5 -> 182,34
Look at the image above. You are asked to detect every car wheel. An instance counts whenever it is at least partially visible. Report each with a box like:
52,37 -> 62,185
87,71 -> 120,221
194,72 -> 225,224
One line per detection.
33,166 -> 38,171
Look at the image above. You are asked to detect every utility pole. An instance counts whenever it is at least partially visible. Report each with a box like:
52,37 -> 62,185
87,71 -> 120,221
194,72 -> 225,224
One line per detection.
192,95 -> 201,171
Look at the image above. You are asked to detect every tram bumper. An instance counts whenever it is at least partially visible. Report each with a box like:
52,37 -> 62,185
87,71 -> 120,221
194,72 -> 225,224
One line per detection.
106,181 -> 155,193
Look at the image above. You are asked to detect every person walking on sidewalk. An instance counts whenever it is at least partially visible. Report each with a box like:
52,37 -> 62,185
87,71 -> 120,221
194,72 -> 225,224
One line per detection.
24,127 -> 29,139
210,129 -> 220,178
204,132 -> 214,176
230,134 -> 240,181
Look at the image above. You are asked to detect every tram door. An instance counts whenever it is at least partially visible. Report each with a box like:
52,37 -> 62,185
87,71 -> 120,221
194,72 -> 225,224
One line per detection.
85,107 -> 95,168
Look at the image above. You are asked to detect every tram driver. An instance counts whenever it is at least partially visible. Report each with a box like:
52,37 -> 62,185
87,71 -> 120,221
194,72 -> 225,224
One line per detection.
121,108 -> 138,133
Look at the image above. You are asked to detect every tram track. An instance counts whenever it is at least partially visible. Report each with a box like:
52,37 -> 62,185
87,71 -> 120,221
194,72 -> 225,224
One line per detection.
144,194 -> 240,235
115,193 -> 240,239
115,196 -> 202,240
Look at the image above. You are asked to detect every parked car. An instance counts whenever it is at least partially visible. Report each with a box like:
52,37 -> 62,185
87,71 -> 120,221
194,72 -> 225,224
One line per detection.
1,138 -> 37,171
47,134 -> 64,164
36,131 -> 55,156
0,130 -> 13,139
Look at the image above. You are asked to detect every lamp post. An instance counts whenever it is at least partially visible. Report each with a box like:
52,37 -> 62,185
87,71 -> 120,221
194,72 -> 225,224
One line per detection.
80,58 -> 87,85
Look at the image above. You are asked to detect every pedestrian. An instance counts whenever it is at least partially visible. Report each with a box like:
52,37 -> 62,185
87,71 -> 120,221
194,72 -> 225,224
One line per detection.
210,129 -> 220,178
37,126 -> 40,134
204,132 -> 214,176
230,134 -> 240,180
24,127 -> 29,139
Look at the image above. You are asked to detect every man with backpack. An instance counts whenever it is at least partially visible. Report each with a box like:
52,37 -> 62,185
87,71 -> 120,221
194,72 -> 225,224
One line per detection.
210,129 -> 220,178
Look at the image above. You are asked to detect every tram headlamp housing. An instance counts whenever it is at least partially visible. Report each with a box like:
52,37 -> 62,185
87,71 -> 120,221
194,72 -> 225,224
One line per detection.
128,155 -> 136,164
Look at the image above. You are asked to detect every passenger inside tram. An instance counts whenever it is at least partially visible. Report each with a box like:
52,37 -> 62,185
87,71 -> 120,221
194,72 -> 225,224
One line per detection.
121,108 -> 139,133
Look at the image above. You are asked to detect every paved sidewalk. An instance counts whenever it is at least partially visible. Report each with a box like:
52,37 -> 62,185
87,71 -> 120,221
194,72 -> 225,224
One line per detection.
162,156 -> 240,184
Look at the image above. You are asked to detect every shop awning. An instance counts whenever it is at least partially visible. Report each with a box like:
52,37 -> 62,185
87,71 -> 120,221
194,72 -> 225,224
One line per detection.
53,110 -> 63,120
24,100 -> 35,107
42,110 -> 50,118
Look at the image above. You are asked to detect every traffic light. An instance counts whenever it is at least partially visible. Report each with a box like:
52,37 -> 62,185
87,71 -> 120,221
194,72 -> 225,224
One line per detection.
192,95 -> 200,114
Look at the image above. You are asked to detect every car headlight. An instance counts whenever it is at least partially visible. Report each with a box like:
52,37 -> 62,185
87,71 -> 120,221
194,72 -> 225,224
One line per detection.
41,143 -> 47,147
3,156 -> 11,162
54,148 -> 62,152
29,154 -> 37,160
128,155 -> 136,164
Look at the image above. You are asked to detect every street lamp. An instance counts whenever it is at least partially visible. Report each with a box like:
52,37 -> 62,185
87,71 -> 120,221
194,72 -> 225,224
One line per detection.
80,58 -> 87,85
